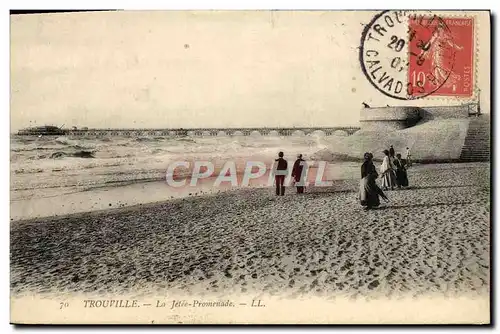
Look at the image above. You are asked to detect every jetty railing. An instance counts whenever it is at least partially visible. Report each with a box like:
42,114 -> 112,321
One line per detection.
63,127 -> 361,137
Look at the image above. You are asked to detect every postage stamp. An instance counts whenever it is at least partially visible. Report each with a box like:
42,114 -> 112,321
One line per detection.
360,11 -> 475,100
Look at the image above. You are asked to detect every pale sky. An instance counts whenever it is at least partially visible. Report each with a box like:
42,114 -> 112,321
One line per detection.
10,11 -> 490,130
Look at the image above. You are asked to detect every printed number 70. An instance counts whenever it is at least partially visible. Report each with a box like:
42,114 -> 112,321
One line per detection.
60,302 -> 69,309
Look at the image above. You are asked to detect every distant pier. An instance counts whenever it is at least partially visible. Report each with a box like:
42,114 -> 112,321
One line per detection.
64,127 -> 361,137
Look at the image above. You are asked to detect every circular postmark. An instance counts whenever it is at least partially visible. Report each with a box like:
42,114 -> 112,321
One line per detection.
359,10 -> 457,100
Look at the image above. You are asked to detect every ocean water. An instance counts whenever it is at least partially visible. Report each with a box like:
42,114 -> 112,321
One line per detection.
11,133 -> 356,200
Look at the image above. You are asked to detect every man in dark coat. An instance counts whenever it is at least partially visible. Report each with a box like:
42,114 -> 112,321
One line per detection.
389,145 -> 395,159
291,154 -> 306,194
275,151 -> 288,196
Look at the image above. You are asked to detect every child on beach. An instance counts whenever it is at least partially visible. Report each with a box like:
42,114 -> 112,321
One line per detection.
405,147 -> 412,167
274,152 -> 288,196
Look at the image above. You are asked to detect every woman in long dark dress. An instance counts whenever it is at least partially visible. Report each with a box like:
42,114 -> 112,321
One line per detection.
360,152 -> 389,210
393,153 -> 409,188
291,154 -> 306,193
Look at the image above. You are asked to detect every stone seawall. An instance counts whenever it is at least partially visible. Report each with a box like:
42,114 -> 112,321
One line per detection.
335,104 -> 488,162
360,107 -> 424,131
359,104 -> 477,131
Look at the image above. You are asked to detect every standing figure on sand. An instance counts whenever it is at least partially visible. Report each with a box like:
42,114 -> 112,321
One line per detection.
380,149 -> 397,191
360,152 -> 389,210
405,147 -> 412,167
291,154 -> 306,194
394,153 -> 409,188
274,151 -> 288,196
389,145 -> 395,159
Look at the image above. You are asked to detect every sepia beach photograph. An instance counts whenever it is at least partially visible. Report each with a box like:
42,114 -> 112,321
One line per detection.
9,9 -> 491,324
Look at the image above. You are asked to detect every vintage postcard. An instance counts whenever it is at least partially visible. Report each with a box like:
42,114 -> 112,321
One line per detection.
10,10 -> 490,324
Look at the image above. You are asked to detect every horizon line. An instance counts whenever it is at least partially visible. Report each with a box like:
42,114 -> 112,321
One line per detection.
12,125 -> 361,131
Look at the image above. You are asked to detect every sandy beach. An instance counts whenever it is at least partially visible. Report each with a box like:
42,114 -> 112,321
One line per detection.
10,162 -> 490,301
9,9 -> 492,324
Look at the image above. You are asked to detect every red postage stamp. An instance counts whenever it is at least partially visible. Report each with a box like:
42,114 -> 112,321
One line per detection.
407,16 -> 475,98
360,11 -> 476,100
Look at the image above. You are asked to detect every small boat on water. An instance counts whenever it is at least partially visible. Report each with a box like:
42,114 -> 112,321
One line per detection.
17,125 -> 69,136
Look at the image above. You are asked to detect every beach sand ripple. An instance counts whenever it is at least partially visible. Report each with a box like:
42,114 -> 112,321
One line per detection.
10,163 -> 490,299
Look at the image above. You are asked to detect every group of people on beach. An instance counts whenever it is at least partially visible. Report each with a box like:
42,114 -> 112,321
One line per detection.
380,145 -> 410,191
274,151 -> 305,196
360,145 -> 411,210
273,145 -> 411,203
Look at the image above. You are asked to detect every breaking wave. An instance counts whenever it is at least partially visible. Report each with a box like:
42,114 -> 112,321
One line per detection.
50,151 -> 96,159
10,133 -> 344,195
